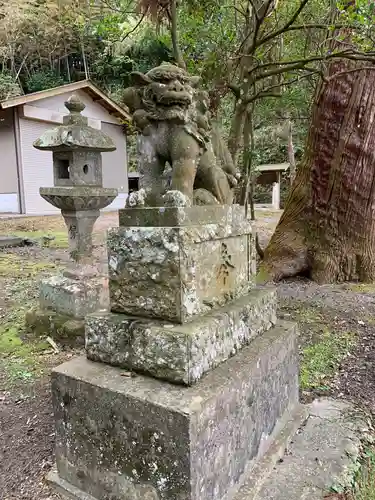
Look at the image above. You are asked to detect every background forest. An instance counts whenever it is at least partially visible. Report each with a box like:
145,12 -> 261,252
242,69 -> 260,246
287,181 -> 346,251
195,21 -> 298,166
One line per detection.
0,0 -> 336,177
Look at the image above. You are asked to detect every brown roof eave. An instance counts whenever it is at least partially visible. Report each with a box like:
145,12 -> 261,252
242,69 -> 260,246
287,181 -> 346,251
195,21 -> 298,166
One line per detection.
0,80 -> 132,122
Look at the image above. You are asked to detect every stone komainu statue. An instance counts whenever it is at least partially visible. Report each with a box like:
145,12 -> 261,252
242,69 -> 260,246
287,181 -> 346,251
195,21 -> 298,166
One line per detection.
122,63 -> 240,207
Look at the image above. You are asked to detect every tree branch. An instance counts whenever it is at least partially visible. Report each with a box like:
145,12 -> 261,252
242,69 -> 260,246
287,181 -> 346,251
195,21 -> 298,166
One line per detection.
327,66 -> 375,81
252,51 -> 375,82
281,23 -> 347,33
237,0 -> 275,56
248,0 -> 261,21
120,12 -> 146,41
243,64 -> 375,106
227,4 -> 248,18
228,83 -> 241,98
245,70 -> 319,104
247,91 -> 281,103
244,50 -> 351,69
101,0 -> 135,14
254,0 -> 311,49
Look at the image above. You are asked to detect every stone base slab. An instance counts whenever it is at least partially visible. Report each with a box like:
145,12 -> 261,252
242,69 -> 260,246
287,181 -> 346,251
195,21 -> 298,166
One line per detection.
0,235 -> 25,248
39,274 -> 109,319
25,308 -> 84,346
47,405 -> 308,500
118,205 -> 248,228
233,399 -> 372,500
86,286 -> 277,385
49,320 -> 299,500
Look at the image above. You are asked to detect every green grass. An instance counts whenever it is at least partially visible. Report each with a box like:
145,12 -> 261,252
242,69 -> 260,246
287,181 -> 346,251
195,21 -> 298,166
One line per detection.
12,230 -> 68,248
0,303 -> 50,383
0,254 -> 57,278
350,450 -> 375,500
347,283 -> 375,294
0,322 -> 50,383
0,326 -> 49,356
300,329 -> 356,391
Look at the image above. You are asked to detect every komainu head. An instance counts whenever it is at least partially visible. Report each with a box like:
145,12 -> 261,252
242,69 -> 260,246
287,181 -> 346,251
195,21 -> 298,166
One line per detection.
122,63 -> 201,121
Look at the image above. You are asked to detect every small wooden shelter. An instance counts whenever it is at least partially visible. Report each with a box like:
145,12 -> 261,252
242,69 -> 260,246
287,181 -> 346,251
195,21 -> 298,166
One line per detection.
255,163 -> 289,210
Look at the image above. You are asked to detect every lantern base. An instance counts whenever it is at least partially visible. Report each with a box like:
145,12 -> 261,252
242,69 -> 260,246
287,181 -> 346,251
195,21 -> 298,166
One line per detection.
25,271 -> 109,343
39,273 -> 109,319
25,307 -> 85,346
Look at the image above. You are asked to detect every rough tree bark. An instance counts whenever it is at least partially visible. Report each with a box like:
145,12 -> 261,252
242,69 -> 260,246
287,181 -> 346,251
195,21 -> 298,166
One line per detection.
286,119 -> 296,184
260,62 -> 375,284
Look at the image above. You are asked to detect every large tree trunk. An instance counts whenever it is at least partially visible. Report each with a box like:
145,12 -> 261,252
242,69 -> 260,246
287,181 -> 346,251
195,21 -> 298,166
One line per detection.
260,63 -> 375,284
286,119 -> 296,184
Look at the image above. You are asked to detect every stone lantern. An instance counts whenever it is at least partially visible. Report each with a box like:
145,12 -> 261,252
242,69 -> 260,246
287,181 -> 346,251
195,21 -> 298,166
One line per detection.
26,94 -> 118,341
35,94 -> 118,264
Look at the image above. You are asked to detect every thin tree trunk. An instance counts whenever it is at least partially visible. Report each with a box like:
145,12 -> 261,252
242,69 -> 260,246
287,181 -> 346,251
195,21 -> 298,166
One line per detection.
81,39 -> 89,79
66,54 -> 71,82
260,62 -> 375,284
243,106 -> 255,220
170,0 -> 185,69
228,101 -> 246,163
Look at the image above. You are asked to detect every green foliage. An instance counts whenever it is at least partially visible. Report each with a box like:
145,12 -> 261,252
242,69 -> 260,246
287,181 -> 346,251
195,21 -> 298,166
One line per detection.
178,1 -> 236,82
127,31 -> 172,73
0,73 -> 22,100
91,27 -> 172,90
92,52 -> 134,88
25,71 -> 66,93
126,135 -> 139,172
337,0 -> 375,52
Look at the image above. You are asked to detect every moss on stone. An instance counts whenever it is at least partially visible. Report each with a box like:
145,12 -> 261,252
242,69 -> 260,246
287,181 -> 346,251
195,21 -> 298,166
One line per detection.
26,308 -> 84,345
256,266 -> 271,284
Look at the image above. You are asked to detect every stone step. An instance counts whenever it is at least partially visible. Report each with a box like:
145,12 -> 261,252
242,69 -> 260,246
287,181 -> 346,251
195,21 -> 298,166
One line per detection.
86,286 -> 277,385
0,235 -> 26,248
234,399 -> 371,500
40,275 -> 109,319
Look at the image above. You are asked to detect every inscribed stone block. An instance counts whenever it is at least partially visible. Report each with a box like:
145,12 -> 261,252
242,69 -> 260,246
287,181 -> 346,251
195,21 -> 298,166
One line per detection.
108,206 -> 255,323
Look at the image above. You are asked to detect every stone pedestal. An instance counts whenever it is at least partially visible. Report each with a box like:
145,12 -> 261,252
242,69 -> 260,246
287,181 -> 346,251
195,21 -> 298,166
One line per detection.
49,321 -> 299,500
109,206 -> 256,323
47,205 -> 301,499
86,287 -> 277,385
